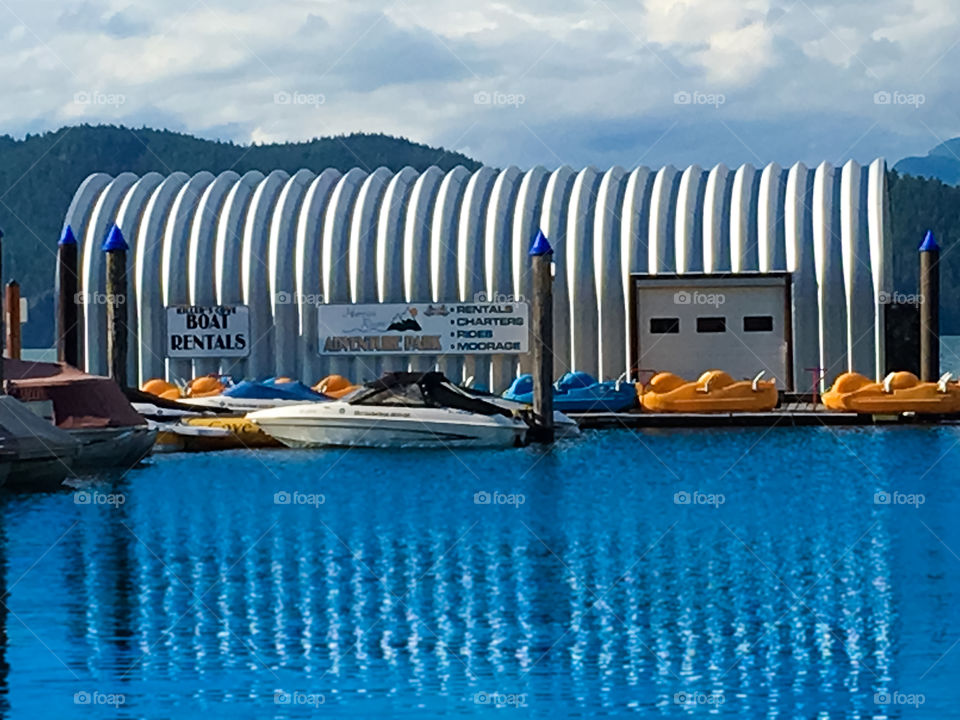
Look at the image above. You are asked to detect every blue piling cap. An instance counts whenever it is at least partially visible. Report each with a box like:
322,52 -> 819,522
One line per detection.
919,230 -> 940,253
529,228 -> 553,256
59,225 -> 77,246
102,224 -> 128,252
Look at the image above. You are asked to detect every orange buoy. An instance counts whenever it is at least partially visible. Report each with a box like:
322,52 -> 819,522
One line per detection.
159,388 -> 183,401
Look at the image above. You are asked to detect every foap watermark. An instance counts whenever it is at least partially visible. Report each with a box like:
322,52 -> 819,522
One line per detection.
474,490 -> 525,508
674,90 -> 725,108
473,691 -> 528,708
75,291 -> 125,306
74,691 -> 125,708
878,290 -> 923,306
274,91 -> 325,108
674,290 -> 724,308
274,690 -> 325,707
74,491 -> 125,508
874,490 -> 925,508
274,490 -> 325,507
674,691 -> 725,707
474,90 -> 525,108
874,90 -> 925,109
74,91 -> 126,108
874,691 -> 925,708
474,291 -> 524,304
275,291 -> 325,306
674,490 -> 725,508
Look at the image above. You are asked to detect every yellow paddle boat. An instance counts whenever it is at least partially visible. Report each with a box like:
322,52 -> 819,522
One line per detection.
313,374 -> 360,399
187,375 -> 226,398
823,371 -> 960,414
639,370 -> 778,413
142,378 -> 183,401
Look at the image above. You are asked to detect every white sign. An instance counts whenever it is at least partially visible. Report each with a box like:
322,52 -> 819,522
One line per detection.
318,302 -> 529,356
166,305 -> 250,358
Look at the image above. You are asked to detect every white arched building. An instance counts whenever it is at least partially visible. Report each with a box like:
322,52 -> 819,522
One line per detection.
63,160 -> 890,392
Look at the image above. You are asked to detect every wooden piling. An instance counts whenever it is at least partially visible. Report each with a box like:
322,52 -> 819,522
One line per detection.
0,228 -> 4,392
57,226 -> 79,366
529,229 -> 554,443
103,225 -> 129,387
919,230 -> 940,382
5,281 -> 20,361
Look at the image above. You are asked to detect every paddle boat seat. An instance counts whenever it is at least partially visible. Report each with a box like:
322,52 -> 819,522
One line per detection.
639,370 -> 778,413
823,371 -> 960,414
502,372 -> 637,413
313,374 -> 361,399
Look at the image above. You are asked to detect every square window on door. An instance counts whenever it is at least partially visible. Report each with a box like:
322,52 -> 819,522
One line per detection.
743,316 -> 774,332
696,317 -> 726,333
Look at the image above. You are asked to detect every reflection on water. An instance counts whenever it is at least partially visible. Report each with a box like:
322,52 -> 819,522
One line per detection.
1,426 -> 959,717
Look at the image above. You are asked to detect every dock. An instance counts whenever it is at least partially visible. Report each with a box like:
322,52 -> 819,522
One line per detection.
571,403 -> 960,429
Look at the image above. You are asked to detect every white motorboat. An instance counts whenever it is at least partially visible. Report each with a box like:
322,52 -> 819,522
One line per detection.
247,372 -> 529,449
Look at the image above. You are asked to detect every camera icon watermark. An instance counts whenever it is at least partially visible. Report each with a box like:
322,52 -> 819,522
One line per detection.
474,291 -> 524,304
274,91 -> 325,108
673,290 -> 725,307
74,691 -> 125,707
878,290 -> 923,306
274,490 -> 325,507
74,291 -> 125,306
674,691 -> 724,706
873,490 -> 924,508
674,90 -> 725,108
474,490 -> 525,508
275,291 -> 325,306
473,90 -> 525,108
274,690 -> 325,707
74,491 -> 125,508
874,90 -> 925,108
473,691 -> 528,708
874,691 -> 925,708
674,490 -> 725,508
74,91 -> 126,108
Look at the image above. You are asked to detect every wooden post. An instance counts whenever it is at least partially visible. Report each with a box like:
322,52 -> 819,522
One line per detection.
529,228 -> 554,443
919,230 -> 940,382
5,281 -> 20,360
57,225 -> 80,366
103,225 -> 129,387
0,228 -> 4,392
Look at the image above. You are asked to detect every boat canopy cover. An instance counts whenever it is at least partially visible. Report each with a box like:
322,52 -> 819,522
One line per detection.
0,395 -> 79,461
224,380 -> 326,401
5,359 -> 146,429
351,372 -> 513,417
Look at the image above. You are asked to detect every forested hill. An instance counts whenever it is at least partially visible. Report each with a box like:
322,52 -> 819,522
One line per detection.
1,125 -> 959,345
0,125 -> 481,345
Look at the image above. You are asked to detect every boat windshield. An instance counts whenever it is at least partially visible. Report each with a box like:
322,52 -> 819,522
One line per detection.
347,372 -> 512,417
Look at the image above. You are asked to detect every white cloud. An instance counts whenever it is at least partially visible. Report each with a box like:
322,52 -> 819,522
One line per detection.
0,0 -> 957,169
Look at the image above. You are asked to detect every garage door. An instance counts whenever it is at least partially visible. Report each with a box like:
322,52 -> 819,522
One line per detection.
633,275 -> 791,389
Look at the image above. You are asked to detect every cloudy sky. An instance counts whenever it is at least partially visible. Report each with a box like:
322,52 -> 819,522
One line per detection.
2,0 -> 957,169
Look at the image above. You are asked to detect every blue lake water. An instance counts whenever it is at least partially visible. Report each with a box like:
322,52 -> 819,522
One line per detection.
1,426 -> 959,718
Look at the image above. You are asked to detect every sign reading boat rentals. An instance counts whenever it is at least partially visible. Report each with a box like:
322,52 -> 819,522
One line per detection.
166,305 -> 250,358
318,302 -> 529,355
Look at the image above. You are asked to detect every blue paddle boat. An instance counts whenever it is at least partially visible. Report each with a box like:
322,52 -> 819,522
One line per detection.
502,372 -> 637,413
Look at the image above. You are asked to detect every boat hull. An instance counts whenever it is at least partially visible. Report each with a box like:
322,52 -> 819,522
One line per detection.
68,425 -> 157,471
249,404 -> 527,449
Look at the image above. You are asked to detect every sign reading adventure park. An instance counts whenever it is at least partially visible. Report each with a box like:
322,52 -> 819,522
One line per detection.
166,305 -> 250,358
318,302 -> 529,356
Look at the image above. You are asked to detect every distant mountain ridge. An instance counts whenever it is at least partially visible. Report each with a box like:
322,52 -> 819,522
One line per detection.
894,139 -> 960,185
0,125 -> 482,346
2,124 -> 960,349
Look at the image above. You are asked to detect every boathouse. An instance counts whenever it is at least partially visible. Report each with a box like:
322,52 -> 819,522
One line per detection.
62,160 -> 890,392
